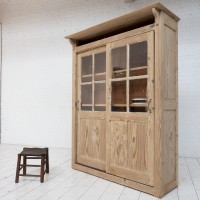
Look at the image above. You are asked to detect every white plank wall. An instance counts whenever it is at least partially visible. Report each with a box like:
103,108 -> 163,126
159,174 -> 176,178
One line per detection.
0,23 -> 1,143
0,145 -> 200,200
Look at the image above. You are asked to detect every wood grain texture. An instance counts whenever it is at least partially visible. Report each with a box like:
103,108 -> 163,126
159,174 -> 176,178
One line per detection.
163,25 -> 176,100
75,25 -> 154,53
128,121 -> 148,172
70,4 -> 179,198
76,47 -> 107,171
110,120 -> 128,169
163,111 -> 176,185
106,31 -> 154,186
107,119 -> 153,186
73,163 -> 155,195
77,118 -> 106,171
153,9 -> 178,197
70,39 -> 78,168
66,3 -> 179,41
161,11 -> 178,196
152,8 -> 163,197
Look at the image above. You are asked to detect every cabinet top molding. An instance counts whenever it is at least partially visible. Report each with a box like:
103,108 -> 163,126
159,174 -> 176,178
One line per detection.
66,2 -> 180,42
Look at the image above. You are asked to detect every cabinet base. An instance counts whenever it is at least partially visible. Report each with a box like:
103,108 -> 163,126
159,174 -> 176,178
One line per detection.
72,163 -> 155,196
72,163 -> 177,198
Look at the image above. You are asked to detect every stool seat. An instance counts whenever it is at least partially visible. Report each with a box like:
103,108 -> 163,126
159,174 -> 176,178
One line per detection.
15,147 -> 49,183
20,148 -> 48,156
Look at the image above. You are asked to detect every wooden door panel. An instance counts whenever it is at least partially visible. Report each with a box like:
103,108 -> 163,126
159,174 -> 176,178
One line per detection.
77,47 -> 107,171
128,121 -> 148,173
106,31 -> 154,186
77,117 -> 106,171
108,119 -> 153,185
110,121 -> 128,168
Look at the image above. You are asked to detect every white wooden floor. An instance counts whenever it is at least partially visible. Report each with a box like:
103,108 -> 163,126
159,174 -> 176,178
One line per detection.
0,145 -> 200,200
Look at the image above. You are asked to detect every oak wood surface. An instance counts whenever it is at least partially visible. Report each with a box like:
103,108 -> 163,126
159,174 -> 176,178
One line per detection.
70,4 -> 179,198
66,3 -> 179,41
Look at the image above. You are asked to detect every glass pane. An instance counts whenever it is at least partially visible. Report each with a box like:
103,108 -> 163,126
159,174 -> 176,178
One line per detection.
94,52 -> 106,81
129,79 -> 147,112
81,55 -> 92,82
81,84 -> 92,110
81,106 -> 92,111
94,107 -> 105,111
94,83 -> 106,111
129,41 -> 147,77
111,46 -> 127,78
111,81 -> 126,112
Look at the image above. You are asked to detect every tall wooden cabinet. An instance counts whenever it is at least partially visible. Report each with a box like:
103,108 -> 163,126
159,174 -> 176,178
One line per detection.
67,3 -> 179,198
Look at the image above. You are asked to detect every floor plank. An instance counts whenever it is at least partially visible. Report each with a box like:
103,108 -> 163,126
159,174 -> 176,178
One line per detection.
177,157 -> 198,200
98,182 -> 124,200
159,189 -> 178,200
78,178 -> 110,200
0,145 -> 200,200
18,161 -> 74,200
58,174 -> 98,200
119,187 -> 141,200
139,193 -> 158,200
0,156 -> 70,199
186,157 -> 200,199
39,172 -> 87,200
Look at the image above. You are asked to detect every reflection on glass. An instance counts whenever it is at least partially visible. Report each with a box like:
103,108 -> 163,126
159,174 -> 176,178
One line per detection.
81,84 -> 92,111
111,46 -> 127,78
94,52 -> 106,81
94,83 -> 106,111
129,79 -> 147,112
111,81 -> 126,112
81,106 -> 92,111
129,41 -> 147,77
81,55 -> 92,82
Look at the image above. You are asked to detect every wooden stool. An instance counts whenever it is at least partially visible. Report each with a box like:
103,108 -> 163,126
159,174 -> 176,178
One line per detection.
15,147 -> 49,183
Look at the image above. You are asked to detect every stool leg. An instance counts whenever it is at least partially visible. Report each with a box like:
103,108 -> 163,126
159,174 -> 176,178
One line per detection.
15,154 -> 21,183
23,156 -> 26,175
46,148 -> 49,173
40,155 -> 45,183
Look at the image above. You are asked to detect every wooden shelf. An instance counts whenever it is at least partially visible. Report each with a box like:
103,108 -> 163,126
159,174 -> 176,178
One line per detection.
111,75 -> 148,82
82,72 -> 106,78
130,103 -> 148,107
95,104 -> 106,106
130,66 -> 147,71
112,66 -> 147,73
82,104 -> 92,106
95,72 -> 106,76
82,104 -> 106,107
82,74 -> 92,78
81,82 -> 93,85
112,103 -> 148,107
82,66 -> 147,78
113,69 -> 126,73
129,75 -> 148,80
112,104 -> 126,107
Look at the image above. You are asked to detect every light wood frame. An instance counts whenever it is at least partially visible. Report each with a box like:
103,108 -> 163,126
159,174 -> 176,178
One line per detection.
67,3 -> 179,198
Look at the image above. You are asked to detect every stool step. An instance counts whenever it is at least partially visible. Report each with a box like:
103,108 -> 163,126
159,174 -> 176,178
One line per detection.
20,164 -> 41,167
19,174 -> 40,177
26,156 -> 43,159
